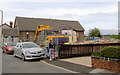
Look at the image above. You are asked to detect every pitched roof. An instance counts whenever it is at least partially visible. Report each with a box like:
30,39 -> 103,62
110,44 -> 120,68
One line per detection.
0,23 -> 11,28
2,28 -> 19,37
15,16 -> 85,31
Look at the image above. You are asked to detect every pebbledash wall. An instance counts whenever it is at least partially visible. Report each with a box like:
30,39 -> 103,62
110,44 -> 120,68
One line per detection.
92,57 -> 120,73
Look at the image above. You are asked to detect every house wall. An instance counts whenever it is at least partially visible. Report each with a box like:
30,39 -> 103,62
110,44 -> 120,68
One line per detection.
3,37 -> 19,44
2,25 -> 11,29
35,31 -> 41,45
20,31 -> 35,42
72,30 -> 77,43
77,31 -> 84,43
61,30 -> 84,43
19,31 -> 84,44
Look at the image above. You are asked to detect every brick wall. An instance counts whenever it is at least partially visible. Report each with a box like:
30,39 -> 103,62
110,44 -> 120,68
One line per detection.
92,58 -> 120,73
20,31 -> 35,42
76,31 -> 84,43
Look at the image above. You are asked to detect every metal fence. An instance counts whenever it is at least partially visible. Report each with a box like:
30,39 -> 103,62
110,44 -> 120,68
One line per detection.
58,43 -> 120,58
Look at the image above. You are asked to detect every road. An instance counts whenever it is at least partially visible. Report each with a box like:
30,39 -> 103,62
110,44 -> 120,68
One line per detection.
1,49 -> 73,73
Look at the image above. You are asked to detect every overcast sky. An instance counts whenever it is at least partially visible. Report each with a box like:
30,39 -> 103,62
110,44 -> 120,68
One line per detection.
0,0 -> 119,35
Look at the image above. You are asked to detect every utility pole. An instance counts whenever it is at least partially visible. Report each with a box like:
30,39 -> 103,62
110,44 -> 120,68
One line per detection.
0,10 -> 3,25
0,10 -> 3,47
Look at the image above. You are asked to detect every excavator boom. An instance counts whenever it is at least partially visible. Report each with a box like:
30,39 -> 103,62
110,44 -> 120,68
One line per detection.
34,25 -> 52,41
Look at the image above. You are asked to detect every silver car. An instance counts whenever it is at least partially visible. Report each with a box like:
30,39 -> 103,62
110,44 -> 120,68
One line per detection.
14,42 -> 44,61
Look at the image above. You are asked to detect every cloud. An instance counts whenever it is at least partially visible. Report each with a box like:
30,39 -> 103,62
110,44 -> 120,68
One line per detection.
85,28 -> 119,35
0,1 -> 118,35
0,0 -> 119,2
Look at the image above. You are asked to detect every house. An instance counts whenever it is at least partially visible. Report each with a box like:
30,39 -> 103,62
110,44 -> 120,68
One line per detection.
1,22 -> 19,45
14,16 -> 85,44
2,28 -> 19,43
1,23 -> 12,29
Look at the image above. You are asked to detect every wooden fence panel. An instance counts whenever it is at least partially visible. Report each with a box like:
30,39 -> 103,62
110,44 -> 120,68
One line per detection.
58,43 -> 120,58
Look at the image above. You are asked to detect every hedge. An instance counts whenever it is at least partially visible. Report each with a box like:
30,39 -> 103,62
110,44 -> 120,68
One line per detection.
92,46 -> 120,59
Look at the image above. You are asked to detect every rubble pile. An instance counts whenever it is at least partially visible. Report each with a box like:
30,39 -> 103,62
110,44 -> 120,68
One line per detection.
76,37 -> 120,44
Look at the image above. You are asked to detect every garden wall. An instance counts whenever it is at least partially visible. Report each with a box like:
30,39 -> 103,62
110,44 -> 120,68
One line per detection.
92,57 -> 120,73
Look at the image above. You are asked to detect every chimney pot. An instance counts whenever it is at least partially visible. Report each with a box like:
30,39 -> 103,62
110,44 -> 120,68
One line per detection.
10,21 -> 13,28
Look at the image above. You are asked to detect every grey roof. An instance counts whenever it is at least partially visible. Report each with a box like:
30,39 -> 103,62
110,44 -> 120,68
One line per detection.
2,28 -> 19,37
0,23 -> 10,27
15,16 -> 85,31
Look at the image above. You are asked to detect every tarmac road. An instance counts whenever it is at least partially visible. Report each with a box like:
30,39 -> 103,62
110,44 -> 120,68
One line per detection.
1,49 -> 73,73
1,49 -> 118,75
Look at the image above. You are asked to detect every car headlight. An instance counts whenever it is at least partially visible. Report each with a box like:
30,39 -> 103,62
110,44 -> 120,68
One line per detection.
25,51 -> 30,54
9,48 -> 13,50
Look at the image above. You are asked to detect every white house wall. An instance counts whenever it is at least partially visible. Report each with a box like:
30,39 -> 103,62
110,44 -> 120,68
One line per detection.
61,30 -> 77,43
72,31 -> 77,43
61,30 -> 72,36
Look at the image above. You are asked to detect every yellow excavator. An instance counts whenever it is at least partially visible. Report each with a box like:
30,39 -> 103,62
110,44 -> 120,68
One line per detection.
34,24 -> 52,42
34,25 -> 69,44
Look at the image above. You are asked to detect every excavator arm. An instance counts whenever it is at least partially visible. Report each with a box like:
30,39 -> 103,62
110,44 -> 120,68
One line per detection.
34,25 -> 52,42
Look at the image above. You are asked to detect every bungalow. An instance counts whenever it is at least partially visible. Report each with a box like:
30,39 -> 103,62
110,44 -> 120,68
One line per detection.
14,16 -> 85,44
1,22 -> 19,45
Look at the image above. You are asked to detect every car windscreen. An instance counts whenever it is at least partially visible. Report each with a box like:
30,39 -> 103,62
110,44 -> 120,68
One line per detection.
7,43 -> 16,46
22,43 -> 38,48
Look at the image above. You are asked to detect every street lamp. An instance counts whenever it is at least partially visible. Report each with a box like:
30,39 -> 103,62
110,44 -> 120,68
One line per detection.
0,10 -> 3,47
0,10 -> 3,25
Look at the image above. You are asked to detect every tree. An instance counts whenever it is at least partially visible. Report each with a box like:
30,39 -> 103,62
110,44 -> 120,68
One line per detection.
88,28 -> 102,38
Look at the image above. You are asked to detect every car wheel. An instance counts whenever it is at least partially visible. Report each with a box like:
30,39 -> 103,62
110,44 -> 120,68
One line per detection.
21,54 -> 26,61
6,50 -> 9,54
40,57 -> 44,60
2,50 -> 4,53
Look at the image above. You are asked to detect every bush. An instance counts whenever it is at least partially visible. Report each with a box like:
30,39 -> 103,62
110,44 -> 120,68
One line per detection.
92,51 -> 101,57
92,46 -> 120,59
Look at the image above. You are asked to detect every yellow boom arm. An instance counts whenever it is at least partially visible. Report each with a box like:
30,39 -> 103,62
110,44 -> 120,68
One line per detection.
34,25 -> 52,41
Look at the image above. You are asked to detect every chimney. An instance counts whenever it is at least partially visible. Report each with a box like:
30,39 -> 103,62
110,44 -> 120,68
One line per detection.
10,21 -> 13,28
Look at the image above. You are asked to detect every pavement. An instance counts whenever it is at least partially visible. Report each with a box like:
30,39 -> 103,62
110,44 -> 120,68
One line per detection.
43,58 -> 115,74
60,56 -> 92,67
60,56 -> 118,73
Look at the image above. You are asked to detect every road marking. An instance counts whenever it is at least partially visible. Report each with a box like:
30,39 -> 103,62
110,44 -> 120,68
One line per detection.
41,60 -> 78,73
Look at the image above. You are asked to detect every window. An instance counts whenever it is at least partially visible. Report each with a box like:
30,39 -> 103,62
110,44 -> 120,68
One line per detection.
16,44 -> 20,47
26,32 -> 29,40
7,43 -> 16,46
22,43 -> 38,48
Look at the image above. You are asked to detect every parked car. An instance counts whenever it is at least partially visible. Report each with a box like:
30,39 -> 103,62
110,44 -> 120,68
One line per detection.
14,42 -> 44,61
2,42 -> 16,54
